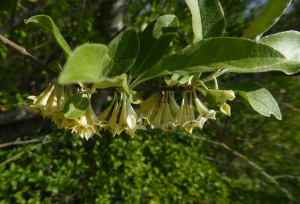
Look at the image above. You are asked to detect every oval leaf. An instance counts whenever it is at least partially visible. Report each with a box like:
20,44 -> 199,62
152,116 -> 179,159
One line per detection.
139,37 -> 285,82
92,74 -> 130,96
208,81 -> 282,120
242,0 -> 292,41
48,61 -> 62,73
130,15 -> 179,78
58,44 -> 110,84
63,93 -> 89,119
259,31 -> 300,61
186,0 -> 225,42
25,15 -> 72,57
102,30 -> 140,78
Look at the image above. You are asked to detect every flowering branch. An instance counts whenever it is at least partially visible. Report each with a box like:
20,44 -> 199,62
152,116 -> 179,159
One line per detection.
0,34 -> 58,78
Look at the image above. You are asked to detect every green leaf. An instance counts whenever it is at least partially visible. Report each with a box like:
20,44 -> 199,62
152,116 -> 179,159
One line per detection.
102,30 -> 140,78
130,90 -> 143,104
259,31 -> 300,61
130,15 -> 179,77
139,37 -> 285,82
48,61 -> 62,73
58,44 -> 110,84
25,15 -> 72,57
164,75 -> 189,86
63,93 -> 89,119
186,0 -> 225,42
208,81 -> 282,120
242,0 -> 292,41
92,74 -> 130,96
257,31 -> 300,75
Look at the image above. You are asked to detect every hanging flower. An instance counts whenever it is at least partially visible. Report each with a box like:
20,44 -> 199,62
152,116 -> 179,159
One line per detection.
71,94 -> 100,140
103,101 -> 120,137
183,93 -> 203,133
28,80 -> 56,118
116,93 -> 146,137
139,93 -> 160,127
171,93 -> 188,130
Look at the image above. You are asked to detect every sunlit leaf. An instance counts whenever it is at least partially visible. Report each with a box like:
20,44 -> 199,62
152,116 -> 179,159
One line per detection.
103,30 -> 140,78
130,15 -> 179,77
92,74 -> 130,96
186,0 -> 225,42
25,15 -> 72,57
242,0 -> 292,41
138,37 -> 285,83
58,44 -> 110,84
207,81 -> 282,120
48,61 -> 62,73
63,93 -> 89,119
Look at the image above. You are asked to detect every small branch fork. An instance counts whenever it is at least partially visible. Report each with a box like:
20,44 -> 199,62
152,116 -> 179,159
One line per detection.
0,34 -> 58,78
162,128 -> 300,203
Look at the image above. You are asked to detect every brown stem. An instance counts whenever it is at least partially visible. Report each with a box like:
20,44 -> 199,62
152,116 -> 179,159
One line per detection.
96,86 -> 192,92
1,35 -> 194,93
0,34 -> 58,78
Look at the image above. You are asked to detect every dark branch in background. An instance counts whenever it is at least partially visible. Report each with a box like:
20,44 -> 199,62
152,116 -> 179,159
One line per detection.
0,34 -> 58,78
1,34 -> 192,93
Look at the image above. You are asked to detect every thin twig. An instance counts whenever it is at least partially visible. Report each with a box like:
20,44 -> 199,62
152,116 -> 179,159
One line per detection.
0,34 -> 58,78
274,175 -> 300,180
0,140 -> 52,168
163,129 -> 297,201
279,102 -> 300,113
0,137 -> 45,148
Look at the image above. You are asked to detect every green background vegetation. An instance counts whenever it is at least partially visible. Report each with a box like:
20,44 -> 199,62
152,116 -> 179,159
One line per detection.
0,0 -> 300,203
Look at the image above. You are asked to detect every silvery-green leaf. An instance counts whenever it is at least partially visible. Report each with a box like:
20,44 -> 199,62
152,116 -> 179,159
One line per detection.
63,93 -> 89,119
206,81 -> 282,120
139,37 -> 285,82
186,0 -> 225,42
103,30 -> 139,78
92,74 -> 130,96
130,15 -> 179,77
58,44 -> 110,84
242,0 -> 292,41
25,15 -> 72,57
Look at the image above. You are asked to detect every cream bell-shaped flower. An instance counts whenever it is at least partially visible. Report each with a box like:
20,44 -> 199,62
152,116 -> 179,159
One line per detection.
53,85 -> 74,129
160,102 -> 175,129
194,93 -> 216,120
169,92 -> 180,118
220,103 -> 231,116
139,93 -> 160,127
97,94 -> 117,131
103,102 -> 120,137
116,93 -> 146,137
172,94 -> 187,130
151,102 -> 164,129
71,94 -> 100,140
183,94 -> 203,134
207,89 -> 235,101
28,80 -> 56,118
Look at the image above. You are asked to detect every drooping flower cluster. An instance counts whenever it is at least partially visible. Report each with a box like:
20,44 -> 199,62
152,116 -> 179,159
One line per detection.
28,79 -> 235,140
139,91 -> 217,133
28,79 -> 100,140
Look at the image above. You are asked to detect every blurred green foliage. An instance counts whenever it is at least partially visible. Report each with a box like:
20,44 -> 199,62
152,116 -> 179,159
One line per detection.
1,0 -> 300,203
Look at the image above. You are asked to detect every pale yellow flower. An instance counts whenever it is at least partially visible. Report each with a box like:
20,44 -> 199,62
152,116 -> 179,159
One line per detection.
172,94 -> 187,130
71,99 -> 100,140
28,80 -> 56,118
103,103 -> 120,137
207,89 -> 235,101
220,103 -> 231,116
116,93 -> 145,137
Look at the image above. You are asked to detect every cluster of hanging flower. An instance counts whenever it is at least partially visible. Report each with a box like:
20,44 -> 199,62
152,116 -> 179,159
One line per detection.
28,79 -> 235,140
